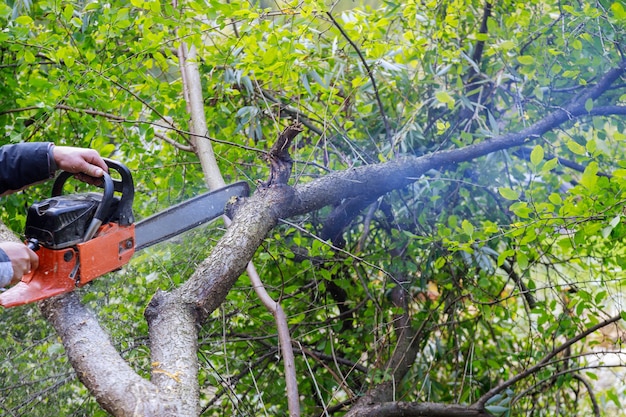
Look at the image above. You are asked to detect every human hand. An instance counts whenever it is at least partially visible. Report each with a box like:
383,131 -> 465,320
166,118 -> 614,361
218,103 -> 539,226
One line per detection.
0,242 -> 39,285
52,146 -> 109,183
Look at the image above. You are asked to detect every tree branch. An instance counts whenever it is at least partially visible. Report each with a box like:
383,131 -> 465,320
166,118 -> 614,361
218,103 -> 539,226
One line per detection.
342,401 -> 490,417
262,122 -> 304,187
288,60 -> 626,218
40,293 -> 182,416
246,262 -> 300,417
178,43 -> 225,190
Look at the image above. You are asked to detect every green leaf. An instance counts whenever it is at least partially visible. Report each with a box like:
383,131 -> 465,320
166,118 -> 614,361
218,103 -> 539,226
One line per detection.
15,15 -> 33,25
485,394 -> 503,405
548,193 -> 562,205
435,90 -> 455,109
497,249 -> 515,267
510,202 -> 531,218
499,187 -> 519,200
23,50 -> 36,64
566,140 -> 587,156
462,219 -> 474,237
63,4 -> 74,21
612,2 -> 626,19
541,157 -> 558,173
585,98 -> 594,112
530,145 -> 544,166
580,162 -> 598,190
485,405 -> 510,414
517,55 -> 535,65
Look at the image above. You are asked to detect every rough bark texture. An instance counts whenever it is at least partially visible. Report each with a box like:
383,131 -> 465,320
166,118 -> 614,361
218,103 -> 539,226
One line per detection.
145,291 -> 200,416
262,122 -> 303,187
343,402 -> 490,417
40,293 -> 182,417
181,185 -> 295,320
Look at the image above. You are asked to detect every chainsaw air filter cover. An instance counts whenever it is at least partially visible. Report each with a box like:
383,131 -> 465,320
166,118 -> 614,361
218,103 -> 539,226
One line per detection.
25,193 -> 118,249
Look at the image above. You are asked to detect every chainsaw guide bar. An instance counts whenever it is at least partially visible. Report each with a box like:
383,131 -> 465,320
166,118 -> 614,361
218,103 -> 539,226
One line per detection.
134,181 -> 249,251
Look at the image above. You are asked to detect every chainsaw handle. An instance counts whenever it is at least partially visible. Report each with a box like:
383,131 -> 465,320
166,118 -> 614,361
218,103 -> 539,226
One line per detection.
103,159 -> 135,226
51,159 -> 135,226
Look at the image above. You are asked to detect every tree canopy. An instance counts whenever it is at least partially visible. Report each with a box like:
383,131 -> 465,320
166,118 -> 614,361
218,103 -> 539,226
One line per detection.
1,0 -> 626,416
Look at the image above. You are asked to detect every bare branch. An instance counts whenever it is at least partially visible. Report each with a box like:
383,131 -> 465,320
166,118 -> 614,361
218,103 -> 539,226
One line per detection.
342,401 -> 490,417
571,374 -> 600,417
246,262 -> 300,417
178,43 -> 224,190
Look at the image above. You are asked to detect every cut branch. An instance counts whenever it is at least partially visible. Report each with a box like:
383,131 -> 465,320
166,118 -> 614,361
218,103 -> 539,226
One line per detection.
263,122 -> 304,187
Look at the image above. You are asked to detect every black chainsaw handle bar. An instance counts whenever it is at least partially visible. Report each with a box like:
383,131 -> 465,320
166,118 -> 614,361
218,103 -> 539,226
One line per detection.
51,159 -> 135,228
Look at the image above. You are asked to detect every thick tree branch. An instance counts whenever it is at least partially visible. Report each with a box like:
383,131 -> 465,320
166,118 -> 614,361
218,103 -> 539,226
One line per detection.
144,292 -> 199,416
289,60 -> 626,218
343,401 -> 490,417
40,293 -> 182,416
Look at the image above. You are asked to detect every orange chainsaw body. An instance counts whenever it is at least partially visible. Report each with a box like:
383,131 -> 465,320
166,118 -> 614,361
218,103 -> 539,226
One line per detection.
0,159 -> 136,308
0,224 -> 135,308
0,160 -> 248,308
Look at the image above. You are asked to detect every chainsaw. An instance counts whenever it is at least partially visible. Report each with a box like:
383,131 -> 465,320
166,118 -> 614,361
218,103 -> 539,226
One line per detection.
0,159 -> 249,308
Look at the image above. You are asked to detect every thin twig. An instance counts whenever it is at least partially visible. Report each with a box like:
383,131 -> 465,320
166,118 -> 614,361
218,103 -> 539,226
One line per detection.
475,313 -> 622,407
325,12 -> 391,147
245,260 -> 300,417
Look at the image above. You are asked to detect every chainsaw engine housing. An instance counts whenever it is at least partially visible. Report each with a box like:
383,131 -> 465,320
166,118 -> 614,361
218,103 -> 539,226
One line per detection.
25,193 -> 119,249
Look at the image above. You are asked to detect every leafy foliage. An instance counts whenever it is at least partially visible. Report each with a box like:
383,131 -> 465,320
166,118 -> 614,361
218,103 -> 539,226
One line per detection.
2,0 -> 626,416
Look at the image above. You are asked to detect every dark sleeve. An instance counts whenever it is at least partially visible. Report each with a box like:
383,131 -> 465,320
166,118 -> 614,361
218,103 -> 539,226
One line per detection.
0,143 -> 55,195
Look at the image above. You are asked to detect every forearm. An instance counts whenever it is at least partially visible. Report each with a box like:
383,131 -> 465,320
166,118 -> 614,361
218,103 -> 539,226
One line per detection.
0,143 -> 55,195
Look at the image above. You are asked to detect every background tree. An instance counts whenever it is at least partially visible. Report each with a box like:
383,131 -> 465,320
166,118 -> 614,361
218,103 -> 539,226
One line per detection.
2,0 -> 626,416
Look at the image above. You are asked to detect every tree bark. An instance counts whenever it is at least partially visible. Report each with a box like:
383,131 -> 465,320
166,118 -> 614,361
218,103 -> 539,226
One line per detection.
343,401 -> 490,417
40,293 -> 183,416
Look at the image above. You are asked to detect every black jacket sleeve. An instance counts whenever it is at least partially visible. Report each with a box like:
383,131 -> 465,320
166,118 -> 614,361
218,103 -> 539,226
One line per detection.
0,142 -> 55,195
